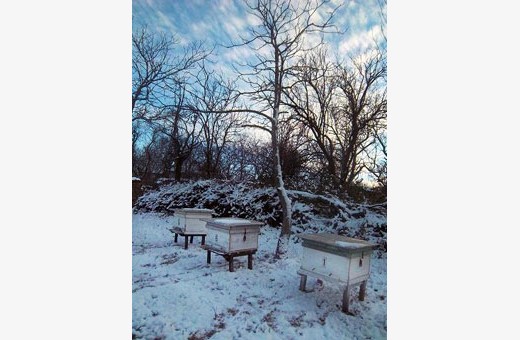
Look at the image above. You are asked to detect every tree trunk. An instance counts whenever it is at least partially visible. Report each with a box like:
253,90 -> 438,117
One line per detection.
174,157 -> 183,181
273,115 -> 292,259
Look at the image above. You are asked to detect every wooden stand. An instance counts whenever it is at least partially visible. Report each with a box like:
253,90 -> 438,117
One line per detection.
203,246 -> 256,272
298,272 -> 368,315
169,227 -> 206,250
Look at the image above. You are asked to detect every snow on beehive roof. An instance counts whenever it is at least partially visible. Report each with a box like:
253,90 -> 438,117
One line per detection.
205,217 -> 264,227
297,233 -> 374,249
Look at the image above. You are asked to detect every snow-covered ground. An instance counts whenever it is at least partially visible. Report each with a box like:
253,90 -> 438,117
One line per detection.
133,212 -> 387,339
134,180 -> 387,255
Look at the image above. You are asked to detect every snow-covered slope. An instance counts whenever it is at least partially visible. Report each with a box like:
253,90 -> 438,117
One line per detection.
132,212 -> 387,340
134,180 -> 387,254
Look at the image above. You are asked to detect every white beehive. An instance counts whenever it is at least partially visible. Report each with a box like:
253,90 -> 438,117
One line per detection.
204,218 -> 264,253
297,233 -> 375,286
174,208 -> 215,234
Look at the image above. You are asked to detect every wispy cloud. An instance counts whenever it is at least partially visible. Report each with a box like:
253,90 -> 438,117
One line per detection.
155,10 -> 176,32
338,24 -> 384,55
133,0 -> 385,74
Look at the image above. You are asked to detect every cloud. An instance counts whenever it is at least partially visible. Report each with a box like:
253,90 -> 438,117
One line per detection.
246,12 -> 261,26
338,24 -> 383,55
191,20 -> 212,36
133,0 -> 386,74
221,44 -> 256,63
222,16 -> 248,41
155,10 -> 176,32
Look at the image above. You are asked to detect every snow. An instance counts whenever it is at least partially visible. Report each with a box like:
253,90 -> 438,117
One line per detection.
133,212 -> 387,339
335,241 -> 367,248
134,180 -> 387,255
211,218 -> 258,224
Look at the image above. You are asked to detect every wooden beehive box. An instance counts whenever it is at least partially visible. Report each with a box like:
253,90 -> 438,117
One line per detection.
174,208 -> 215,234
297,233 -> 375,286
203,218 -> 264,253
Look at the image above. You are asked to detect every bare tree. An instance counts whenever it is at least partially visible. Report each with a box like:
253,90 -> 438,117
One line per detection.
133,128 -> 163,184
132,27 -> 211,182
215,134 -> 262,182
231,0 -> 340,258
159,99 -> 203,181
333,50 -> 387,192
283,44 -> 386,196
284,47 -> 339,189
189,65 -> 244,179
132,27 -> 208,118
365,130 -> 387,189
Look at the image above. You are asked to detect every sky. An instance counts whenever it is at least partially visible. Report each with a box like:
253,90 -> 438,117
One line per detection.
132,0 -> 386,146
132,0 -> 386,77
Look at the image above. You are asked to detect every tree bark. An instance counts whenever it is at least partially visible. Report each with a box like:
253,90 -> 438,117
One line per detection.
273,110 -> 292,259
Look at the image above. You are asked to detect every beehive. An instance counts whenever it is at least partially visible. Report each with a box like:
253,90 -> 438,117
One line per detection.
174,208 -> 215,234
204,218 -> 263,253
297,233 -> 375,286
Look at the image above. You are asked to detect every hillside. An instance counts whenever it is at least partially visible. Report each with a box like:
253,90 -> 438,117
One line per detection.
134,180 -> 387,254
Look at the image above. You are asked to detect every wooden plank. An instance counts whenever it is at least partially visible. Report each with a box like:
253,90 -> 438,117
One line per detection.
297,268 -> 368,286
169,227 -> 183,234
301,247 -> 350,282
203,246 -> 257,257
229,256 -> 234,272
299,274 -> 307,291
342,285 -> 350,314
359,280 -> 367,301
204,246 -> 256,272
170,227 -> 206,237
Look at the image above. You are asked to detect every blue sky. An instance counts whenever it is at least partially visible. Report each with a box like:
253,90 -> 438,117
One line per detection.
132,0 -> 386,76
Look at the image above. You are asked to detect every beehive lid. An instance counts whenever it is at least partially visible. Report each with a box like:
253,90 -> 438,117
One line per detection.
203,218 -> 264,230
297,233 -> 375,256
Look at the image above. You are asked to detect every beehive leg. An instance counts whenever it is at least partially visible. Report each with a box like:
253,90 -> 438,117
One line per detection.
184,236 -> 189,249
201,235 -> 206,246
228,256 -> 234,272
247,253 -> 253,270
359,280 -> 367,301
190,236 -> 194,244
342,285 -> 351,314
207,250 -> 211,264
299,274 -> 307,291
174,233 -> 178,243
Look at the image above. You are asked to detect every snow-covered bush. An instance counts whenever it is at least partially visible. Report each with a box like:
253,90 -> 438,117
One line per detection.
134,180 -> 386,255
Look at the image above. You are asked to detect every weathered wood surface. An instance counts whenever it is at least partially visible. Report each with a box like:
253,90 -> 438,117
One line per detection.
296,233 -> 375,257
342,285 -> 351,314
173,208 -> 214,234
359,280 -> 367,301
299,274 -> 307,291
202,218 -> 264,230
169,228 -> 207,249
296,233 -> 374,314
203,245 -> 257,272
300,247 -> 371,284
297,268 -> 370,315
205,218 -> 262,253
